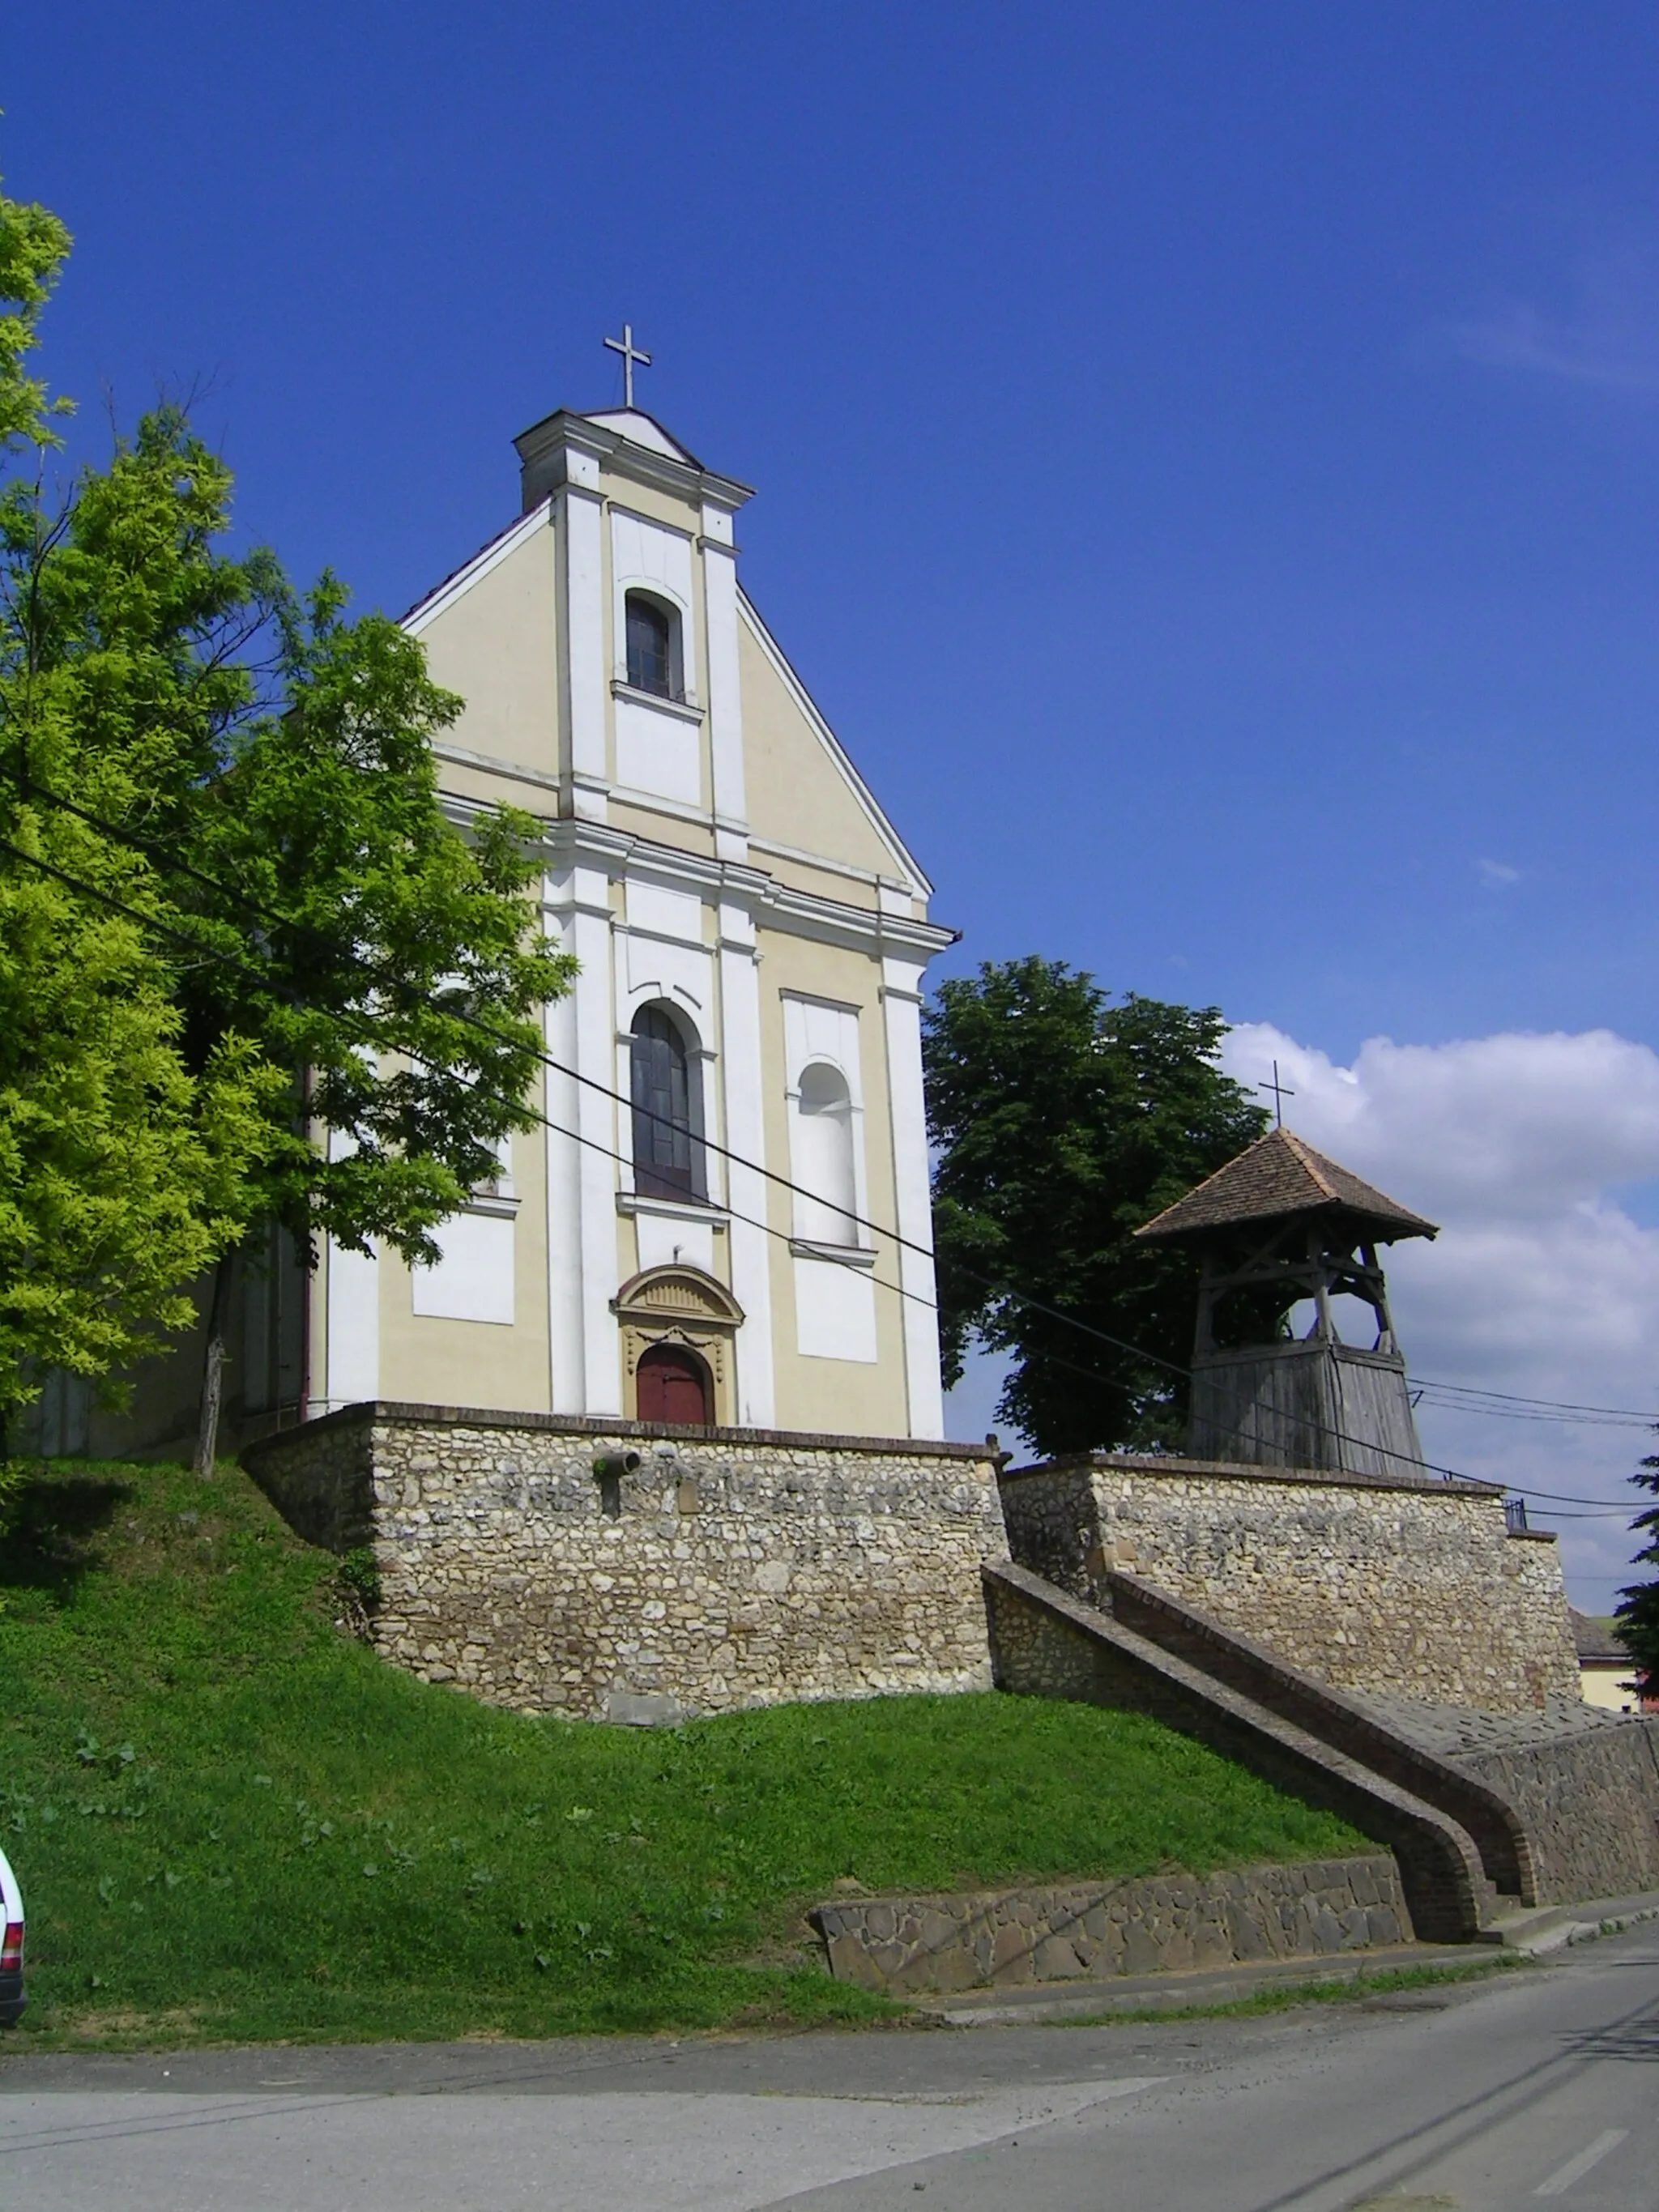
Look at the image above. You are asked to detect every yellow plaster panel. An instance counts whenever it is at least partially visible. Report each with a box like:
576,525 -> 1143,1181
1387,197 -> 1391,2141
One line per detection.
376,1131 -> 552,1414
417,522 -> 559,779
599,476 -> 702,536
739,618 -> 904,880
607,799 -> 719,862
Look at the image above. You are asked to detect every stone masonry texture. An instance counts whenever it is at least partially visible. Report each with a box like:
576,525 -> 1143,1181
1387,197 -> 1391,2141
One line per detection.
981,1559 -> 1492,1945
244,1403 -> 1006,1718
811,1853 -> 1410,1996
1354,1690 -> 1659,1905
997,1453 -> 1581,1712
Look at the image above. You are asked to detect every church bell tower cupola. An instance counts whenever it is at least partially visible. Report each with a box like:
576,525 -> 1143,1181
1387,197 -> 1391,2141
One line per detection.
1135,1127 -> 1438,1479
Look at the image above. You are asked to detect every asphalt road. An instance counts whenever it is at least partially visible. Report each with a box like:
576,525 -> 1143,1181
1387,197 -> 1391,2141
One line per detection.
5,1927 -> 1659,2210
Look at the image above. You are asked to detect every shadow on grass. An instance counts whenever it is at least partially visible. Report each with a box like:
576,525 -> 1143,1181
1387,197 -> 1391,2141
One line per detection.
0,1470 -> 133,1600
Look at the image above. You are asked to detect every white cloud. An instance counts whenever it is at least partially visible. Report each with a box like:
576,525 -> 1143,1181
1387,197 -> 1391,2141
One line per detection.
1223,1024 -> 1659,1609
1478,857 -> 1521,888
1444,241 -> 1659,394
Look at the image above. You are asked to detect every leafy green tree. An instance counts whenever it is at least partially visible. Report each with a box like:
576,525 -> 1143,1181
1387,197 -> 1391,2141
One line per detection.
1,180 -> 574,1471
0,186 -> 282,1463
923,957 -> 1268,1456
178,578 -> 574,1466
1615,1453 -> 1659,1699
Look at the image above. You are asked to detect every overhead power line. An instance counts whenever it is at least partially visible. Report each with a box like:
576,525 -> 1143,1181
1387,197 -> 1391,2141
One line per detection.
2,776 -> 1648,1517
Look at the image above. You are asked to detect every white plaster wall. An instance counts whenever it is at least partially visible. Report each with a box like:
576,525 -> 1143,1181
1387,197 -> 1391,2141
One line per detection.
412,1213 -> 516,1325
615,695 -> 702,804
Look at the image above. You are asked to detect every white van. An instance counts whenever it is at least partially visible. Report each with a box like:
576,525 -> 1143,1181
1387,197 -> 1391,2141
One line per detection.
0,1845 -> 24,2024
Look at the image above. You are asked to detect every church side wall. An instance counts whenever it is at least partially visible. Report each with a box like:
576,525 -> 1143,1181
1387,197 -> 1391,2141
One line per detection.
998,1455 -> 1581,1713
244,1405 -> 1005,1720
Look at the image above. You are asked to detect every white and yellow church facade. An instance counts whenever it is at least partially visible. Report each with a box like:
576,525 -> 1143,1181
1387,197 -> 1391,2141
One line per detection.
309,397 -> 950,1444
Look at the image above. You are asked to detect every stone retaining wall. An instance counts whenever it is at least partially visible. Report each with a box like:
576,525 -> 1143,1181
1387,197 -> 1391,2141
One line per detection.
998,1453 -> 1580,1712
983,1560 -> 1493,1944
811,1853 -> 1410,1995
243,1402 -> 1005,1720
1456,1726 -> 1659,1903
1361,1695 -> 1659,1907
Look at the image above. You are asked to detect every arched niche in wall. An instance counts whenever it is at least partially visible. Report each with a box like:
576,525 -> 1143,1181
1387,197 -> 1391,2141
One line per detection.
792,1060 -> 859,1245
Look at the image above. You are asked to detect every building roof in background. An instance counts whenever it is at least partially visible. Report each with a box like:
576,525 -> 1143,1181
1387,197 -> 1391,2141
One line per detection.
1572,1609 -> 1633,1666
1134,1127 -> 1439,1246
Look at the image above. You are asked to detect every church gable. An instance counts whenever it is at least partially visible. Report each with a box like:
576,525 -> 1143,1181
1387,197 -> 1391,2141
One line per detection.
404,508 -> 558,780
738,597 -> 930,896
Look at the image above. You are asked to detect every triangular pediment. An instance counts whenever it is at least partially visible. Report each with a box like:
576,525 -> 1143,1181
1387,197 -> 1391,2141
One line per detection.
582,409 -> 702,464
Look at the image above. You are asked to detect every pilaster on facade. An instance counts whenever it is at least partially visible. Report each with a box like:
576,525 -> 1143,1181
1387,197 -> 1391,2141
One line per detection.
881,957 -> 945,1439
557,473 -> 610,827
701,501 -> 749,866
320,1122 -> 381,1416
718,898 -> 776,1426
543,861 -> 623,1414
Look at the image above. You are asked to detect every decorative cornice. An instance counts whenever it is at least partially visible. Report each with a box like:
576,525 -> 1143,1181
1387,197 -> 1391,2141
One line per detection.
514,409 -> 754,517
435,798 -> 955,961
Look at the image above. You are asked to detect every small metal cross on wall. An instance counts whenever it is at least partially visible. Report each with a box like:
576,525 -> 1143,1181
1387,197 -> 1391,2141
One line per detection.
1259,1059 -> 1296,1128
603,322 -> 652,408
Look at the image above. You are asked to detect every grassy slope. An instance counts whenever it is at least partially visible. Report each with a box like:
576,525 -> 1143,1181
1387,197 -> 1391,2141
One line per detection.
0,1458 -> 1368,2047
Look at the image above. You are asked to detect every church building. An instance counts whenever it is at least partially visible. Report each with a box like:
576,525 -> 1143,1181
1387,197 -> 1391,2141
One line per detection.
305,361 -> 953,1446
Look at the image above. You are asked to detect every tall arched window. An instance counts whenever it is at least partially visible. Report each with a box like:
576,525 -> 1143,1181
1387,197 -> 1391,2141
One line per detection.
625,591 -> 680,700
793,1061 -> 858,1245
631,1004 -> 704,1200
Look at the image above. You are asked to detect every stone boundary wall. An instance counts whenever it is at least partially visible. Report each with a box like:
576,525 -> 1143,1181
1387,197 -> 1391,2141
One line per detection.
1102,1568 -> 1536,1904
983,1560 -> 1492,1944
998,1452 -> 1580,1712
244,1403 -> 1005,1720
1454,1723 -> 1659,1904
811,1853 -> 1410,1995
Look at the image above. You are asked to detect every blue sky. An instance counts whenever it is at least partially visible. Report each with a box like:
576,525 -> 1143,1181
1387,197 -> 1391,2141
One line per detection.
11,5 -> 1659,1598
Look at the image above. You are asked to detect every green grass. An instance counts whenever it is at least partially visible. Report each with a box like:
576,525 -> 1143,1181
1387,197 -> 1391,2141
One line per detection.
0,1456 -> 1368,2048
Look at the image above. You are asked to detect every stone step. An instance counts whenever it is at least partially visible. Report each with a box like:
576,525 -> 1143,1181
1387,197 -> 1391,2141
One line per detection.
1479,1890 -> 1659,1954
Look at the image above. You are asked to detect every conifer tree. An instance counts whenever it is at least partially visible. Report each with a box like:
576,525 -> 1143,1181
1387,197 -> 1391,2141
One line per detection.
1614,1453 -> 1659,1698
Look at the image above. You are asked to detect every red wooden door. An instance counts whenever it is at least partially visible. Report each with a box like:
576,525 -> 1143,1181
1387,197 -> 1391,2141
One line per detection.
636,1344 -> 711,1426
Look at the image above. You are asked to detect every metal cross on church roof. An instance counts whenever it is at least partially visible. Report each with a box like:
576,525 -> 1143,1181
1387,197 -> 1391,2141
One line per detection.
1259,1059 -> 1296,1128
603,322 -> 652,409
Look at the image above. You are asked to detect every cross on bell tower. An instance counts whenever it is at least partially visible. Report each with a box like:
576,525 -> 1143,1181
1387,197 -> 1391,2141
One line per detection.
603,322 -> 653,409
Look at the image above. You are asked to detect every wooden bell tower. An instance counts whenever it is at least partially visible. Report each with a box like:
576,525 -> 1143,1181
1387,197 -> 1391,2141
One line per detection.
1135,1127 -> 1438,1478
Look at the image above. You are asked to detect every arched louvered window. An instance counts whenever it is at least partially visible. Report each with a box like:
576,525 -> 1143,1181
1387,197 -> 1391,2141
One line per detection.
631,1004 -> 703,1200
793,1061 -> 858,1245
625,591 -> 680,700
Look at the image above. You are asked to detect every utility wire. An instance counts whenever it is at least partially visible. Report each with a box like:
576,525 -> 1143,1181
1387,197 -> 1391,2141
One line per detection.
0,829 -> 944,1329
3,781 -> 1650,1515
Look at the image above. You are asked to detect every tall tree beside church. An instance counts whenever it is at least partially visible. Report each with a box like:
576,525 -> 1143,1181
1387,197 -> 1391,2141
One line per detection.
0,185 -> 281,1464
0,179 -> 575,1471
923,957 -> 1268,1456
178,578 -> 576,1467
